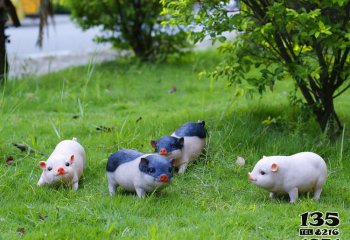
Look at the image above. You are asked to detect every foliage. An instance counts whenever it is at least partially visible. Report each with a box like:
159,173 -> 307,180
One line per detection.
0,52 -> 349,238
53,1 -> 70,14
66,0 -> 191,61
162,0 -> 350,137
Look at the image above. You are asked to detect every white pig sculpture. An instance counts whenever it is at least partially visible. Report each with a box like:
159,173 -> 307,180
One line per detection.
37,138 -> 86,190
248,152 -> 327,203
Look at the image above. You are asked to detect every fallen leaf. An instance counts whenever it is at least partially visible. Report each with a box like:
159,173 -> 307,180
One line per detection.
167,86 -> 177,94
136,116 -> 142,123
12,143 -> 44,155
17,227 -> 25,236
6,156 -> 14,165
13,143 -> 28,152
37,213 -> 47,221
95,125 -> 113,132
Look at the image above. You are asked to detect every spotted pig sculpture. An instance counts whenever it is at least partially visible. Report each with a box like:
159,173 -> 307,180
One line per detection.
151,121 -> 206,173
106,149 -> 174,198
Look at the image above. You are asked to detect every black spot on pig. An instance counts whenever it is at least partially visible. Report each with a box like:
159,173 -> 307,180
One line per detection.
174,121 -> 207,138
106,149 -> 143,172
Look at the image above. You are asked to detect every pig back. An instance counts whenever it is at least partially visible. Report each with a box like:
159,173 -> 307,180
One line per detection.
288,152 -> 327,172
280,152 -> 327,189
174,121 -> 207,139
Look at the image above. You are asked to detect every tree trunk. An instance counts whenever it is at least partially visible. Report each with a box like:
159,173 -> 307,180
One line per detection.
296,77 -> 342,137
0,4 -> 8,83
318,95 -> 342,137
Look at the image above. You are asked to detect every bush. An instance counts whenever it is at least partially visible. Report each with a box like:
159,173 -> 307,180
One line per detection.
67,0 -> 191,61
163,0 -> 350,137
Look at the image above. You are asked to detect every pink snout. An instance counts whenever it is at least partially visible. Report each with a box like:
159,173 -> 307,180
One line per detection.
159,174 -> 169,183
57,167 -> 65,176
159,148 -> 168,156
248,172 -> 256,182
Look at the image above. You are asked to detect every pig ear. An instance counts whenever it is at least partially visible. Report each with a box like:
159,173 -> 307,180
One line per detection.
178,137 -> 184,146
140,158 -> 149,165
271,163 -> 278,172
70,154 -> 75,164
169,159 -> 175,166
150,140 -> 157,149
38,161 -> 47,169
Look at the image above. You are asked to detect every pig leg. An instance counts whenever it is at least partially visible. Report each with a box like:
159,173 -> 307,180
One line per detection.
288,188 -> 299,203
313,178 -> 325,200
72,180 -> 79,191
178,162 -> 189,174
313,188 -> 322,201
313,186 -> 323,201
37,176 -> 46,186
269,192 -> 275,199
135,188 -> 146,198
72,175 -> 79,191
108,183 -> 117,196
177,153 -> 191,174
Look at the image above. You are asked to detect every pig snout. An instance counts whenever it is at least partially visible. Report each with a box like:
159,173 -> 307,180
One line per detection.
248,172 -> 256,182
159,148 -> 168,156
159,174 -> 170,183
57,167 -> 65,176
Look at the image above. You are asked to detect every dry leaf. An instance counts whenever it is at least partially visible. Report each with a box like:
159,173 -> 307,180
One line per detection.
6,156 -> 14,165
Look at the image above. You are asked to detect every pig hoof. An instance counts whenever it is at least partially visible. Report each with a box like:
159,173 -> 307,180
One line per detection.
37,181 -> 45,187
136,188 -> 146,198
178,163 -> 188,174
72,181 -> 79,191
313,188 -> 322,200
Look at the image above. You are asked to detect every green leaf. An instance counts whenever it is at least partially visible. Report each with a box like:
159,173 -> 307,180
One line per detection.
218,36 -> 227,43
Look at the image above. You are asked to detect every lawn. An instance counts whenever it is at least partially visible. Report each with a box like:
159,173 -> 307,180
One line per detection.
0,51 -> 349,239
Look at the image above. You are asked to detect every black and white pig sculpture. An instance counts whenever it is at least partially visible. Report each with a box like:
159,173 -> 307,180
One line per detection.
106,149 -> 175,198
151,121 -> 206,174
37,138 -> 86,190
248,152 -> 327,203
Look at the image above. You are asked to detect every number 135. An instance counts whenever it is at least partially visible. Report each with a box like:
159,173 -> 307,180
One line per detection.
300,211 -> 340,227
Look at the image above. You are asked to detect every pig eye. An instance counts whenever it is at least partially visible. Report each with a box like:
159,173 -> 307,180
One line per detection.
148,167 -> 155,173
260,170 -> 266,175
47,167 -> 52,171
65,162 -> 70,167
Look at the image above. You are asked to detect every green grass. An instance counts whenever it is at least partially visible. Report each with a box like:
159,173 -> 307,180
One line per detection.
0,51 -> 349,239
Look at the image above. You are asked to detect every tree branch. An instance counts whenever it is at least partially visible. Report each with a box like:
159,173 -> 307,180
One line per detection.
5,0 -> 20,27
308,75 -> 321,99
296,78 -> 316,106
242,0 -> 266,21
333,47 -> 349,89
274,32 -> 293,63
333,83 -> 350,99
312,36 -> 329,86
